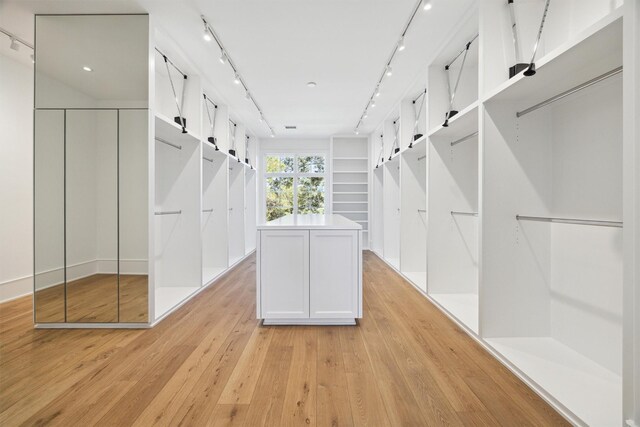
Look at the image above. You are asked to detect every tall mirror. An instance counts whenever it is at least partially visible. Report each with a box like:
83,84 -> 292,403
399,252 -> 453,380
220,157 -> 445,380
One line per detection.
34,14 -> 149,324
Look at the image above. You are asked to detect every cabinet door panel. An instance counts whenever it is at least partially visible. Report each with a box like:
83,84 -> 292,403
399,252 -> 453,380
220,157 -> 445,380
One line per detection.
260,230 -> 309,319
310,230 -> 359,318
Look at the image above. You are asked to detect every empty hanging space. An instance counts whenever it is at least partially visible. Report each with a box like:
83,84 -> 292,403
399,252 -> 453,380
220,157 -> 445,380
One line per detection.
481,19 -> 623,424
245,167 -> 257,255
399,136 -> 427,292
154,115 -> 201,319
228,160 -> 246,267
201,143 -> 228,285
427,126 -> 479,333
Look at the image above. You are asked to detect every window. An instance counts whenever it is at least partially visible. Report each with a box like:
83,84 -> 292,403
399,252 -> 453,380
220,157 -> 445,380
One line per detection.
264,154 -> 326,221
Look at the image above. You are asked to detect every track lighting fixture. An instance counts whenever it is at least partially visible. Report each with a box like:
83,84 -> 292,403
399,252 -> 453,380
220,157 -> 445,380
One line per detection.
9,37 -> 19,51
363,112 -> 368,119
354,129 -> 360,135
354,0 -> 426,134
30,54 -> 34,64
201,14 -> 274,138
398,37 -> 406,52
203,23 -> 212,42
270,130 -> 275,138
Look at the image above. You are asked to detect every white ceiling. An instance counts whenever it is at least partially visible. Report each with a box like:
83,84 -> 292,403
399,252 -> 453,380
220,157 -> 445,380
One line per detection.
1,0 -> 476,138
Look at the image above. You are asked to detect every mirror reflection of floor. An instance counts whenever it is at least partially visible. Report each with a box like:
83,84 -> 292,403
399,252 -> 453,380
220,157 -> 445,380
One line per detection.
34,274 -> 148,324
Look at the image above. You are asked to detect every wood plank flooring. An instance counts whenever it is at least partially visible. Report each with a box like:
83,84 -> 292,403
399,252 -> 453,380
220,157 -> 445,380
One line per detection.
0,252 -> 568,426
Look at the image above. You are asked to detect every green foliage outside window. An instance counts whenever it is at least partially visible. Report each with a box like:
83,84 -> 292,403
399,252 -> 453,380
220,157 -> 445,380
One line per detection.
265,154 -> 325,221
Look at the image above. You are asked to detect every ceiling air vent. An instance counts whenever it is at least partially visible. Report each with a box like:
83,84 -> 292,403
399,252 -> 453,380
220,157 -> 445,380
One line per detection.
284,125 -> 297,130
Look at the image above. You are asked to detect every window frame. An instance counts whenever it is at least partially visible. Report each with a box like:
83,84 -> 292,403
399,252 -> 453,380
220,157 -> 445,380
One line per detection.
263,152 -> 327,221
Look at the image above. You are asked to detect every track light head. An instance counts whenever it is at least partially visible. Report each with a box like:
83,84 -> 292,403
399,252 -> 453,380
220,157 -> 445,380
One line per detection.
354,129 -> 360,135
386,65 -> 393,76
375,88 -> 381,97
234,73 -> 241,84
219,51 -> 227,64
9,37 -> 19,51
30,54 -> 34,64
245,90 -> 251,100
422,0 -> 432,11
203,23 -> 212,42
371,101 -> 376,108
397,37 -> 405,52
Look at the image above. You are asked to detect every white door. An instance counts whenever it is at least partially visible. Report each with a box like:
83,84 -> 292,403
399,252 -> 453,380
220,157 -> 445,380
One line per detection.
260,230 -> 310,319
310,230 -> 359,318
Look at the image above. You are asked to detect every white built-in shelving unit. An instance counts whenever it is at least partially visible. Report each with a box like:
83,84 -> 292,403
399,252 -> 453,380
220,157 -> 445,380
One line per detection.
369,1 -> 639,425
152,32 -> 258,325
33,15 -> 257,328
331,137 -> 370,248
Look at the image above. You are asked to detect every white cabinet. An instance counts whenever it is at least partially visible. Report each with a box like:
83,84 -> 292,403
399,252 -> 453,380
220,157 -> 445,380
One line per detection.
257,214 -> 362,325
259,230 -> 309,319
310,230 -> 360,319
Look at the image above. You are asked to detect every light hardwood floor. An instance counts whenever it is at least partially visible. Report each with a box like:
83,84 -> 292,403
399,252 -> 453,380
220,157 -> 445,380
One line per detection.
0,252 -> 568,426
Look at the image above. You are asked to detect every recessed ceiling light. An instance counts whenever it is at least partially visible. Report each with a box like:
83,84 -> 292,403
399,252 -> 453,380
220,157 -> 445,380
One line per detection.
307,82 -> 317,88
82,66 -> 93,72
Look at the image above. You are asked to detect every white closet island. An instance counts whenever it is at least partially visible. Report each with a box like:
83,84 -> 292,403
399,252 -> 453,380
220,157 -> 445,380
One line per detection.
256,214 -> 362,325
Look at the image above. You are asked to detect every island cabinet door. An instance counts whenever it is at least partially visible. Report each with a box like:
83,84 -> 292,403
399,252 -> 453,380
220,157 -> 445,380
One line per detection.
260,230 -> 310,319
309,230 -> 359,318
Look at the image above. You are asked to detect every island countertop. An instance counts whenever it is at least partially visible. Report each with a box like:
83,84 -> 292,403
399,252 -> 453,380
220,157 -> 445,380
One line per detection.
257,214 -> 363,230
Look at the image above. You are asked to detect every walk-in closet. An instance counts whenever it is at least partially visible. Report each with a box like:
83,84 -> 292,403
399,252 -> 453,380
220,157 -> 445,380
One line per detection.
1,1 -> 638,426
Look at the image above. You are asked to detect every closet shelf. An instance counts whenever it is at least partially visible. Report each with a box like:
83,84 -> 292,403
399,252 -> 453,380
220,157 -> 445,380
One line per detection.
487,337 -> 621,427
333,182 -> 368,185
334,192 -> 368,195
427,101 -> 479,141
155,114 -> 200,145
482,8 -> 622,111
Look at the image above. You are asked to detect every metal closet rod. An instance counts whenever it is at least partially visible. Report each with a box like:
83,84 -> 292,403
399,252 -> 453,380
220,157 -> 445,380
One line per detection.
417,209 -> 427,213
154,47 -> 187,78
202,209 -> 213,213
516,215 -> 622,228
155,137 -> 182,150
451,211 -> 478,217
516,66 -> 623,118
451,131 -> 479,146
155,210 -> 182,216
445,33 -> 479,69
203,156 -> 214,163
417,155 -> 426,161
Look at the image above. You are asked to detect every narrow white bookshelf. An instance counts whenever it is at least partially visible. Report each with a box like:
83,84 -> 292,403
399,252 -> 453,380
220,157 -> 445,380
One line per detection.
331,136 -> 369,248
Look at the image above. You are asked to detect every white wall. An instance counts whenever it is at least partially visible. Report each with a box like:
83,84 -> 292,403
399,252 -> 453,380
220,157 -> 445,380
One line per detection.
257,138 -> 330,223
0,53 -> 34,302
